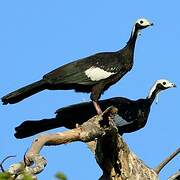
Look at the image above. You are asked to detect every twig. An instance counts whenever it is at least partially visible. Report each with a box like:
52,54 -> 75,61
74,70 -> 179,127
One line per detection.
0,155 -> 16,172
154,147 -> 180,174
168,170 -> 180,180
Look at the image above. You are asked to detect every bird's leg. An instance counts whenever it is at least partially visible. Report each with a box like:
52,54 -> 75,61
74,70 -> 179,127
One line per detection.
91,85 -> 104,114
93,101 -> 102,115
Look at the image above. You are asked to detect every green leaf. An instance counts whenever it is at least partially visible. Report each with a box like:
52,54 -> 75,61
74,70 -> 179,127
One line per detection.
0,172 -> 11,180
55,172 -> 67,180
22,174 -> 34,180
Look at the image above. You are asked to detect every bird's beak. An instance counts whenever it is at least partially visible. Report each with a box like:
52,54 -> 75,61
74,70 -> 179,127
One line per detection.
150,22 -> 154,26
172,83 -> 177,88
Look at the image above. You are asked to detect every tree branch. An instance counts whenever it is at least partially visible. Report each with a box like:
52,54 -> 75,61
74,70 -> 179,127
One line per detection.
0,155 -> 16,172
168,170 -> 180,180
154,147 -> 180,174
2,106 -> 179,180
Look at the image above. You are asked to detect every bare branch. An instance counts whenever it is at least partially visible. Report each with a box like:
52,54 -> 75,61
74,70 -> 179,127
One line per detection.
168,170 -> 180,180
3,106 -> 178,179
24,106 -> 118,174
154,147 -> 180,174
0,155 -> 16,172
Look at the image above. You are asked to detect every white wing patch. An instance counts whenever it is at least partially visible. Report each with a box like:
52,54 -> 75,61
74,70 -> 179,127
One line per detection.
85,66 -> 116,81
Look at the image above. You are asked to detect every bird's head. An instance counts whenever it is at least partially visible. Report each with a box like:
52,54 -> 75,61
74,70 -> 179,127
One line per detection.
130,18 -> 153,39
135,18 -> 154,30
154,79 -> 176,90
147,79 -> 176,103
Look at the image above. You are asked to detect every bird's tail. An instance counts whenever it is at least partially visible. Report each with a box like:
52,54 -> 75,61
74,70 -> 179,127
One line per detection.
14,118 -> 62,139
2,79 -> 47,105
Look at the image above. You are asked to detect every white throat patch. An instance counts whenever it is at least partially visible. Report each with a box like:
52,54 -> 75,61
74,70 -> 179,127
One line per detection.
85,66 -> 116,81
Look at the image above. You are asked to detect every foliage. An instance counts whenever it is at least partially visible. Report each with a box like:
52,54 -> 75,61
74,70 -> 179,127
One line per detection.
22,174 -> 34,180
0,172 -> 34,180
0,172 -> 11,180
55,172 -> 67,180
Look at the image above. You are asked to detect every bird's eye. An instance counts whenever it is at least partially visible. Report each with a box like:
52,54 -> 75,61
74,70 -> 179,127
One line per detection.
140,20 -> 144,24
163,82 -> 166,85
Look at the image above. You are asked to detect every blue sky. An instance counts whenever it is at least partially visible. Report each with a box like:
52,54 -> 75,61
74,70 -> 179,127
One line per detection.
0,1 -> 179,179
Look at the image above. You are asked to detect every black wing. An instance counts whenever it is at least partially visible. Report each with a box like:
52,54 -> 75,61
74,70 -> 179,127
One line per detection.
55,97 -> 135,129
43,52 -> 123,86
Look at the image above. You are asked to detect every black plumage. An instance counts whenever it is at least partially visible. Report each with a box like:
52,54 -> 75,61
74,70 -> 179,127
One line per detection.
2,18 -> 153,114
15,79 -> 176,139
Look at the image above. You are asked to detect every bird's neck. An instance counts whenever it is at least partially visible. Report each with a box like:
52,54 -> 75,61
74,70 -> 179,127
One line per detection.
116,25 -> 139,60
126,25 -> 139,50
146,85 -> 160,105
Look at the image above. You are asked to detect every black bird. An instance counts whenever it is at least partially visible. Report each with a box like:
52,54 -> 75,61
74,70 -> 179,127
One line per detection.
15,79 -> 176,139
2,18 -> 153,114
